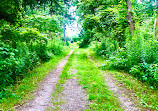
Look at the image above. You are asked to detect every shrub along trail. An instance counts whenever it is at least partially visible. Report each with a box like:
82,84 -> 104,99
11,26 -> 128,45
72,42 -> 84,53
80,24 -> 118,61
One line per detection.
16,50 -> 74,111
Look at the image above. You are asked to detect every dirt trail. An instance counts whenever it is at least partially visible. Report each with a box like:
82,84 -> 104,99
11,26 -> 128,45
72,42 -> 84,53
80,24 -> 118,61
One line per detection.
104,74 -> 139,111
16,50 -> 74,111
60,78 -> 89,111
89,55 -> 139,111
49,67 -> 89,111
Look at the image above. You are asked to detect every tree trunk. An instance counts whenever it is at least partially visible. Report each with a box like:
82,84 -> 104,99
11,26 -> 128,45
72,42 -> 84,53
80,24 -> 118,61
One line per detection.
64,23 -> 66,46
24,2 -> 26,12
50,0 -> 53,6
154,0 -> 158,40
154,16 -> 158,40
125,0 -> 135,35
44,2 -> 45,11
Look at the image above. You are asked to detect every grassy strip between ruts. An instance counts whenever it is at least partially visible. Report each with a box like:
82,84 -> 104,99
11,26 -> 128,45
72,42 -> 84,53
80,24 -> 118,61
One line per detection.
0,49 -> 70,111
89,49 -> 158,110
74,49 -> 122,111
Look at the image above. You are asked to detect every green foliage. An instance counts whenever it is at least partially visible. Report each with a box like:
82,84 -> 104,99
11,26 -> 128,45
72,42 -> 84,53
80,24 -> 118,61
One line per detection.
77,0 -> 129,47
22,15 -> 61,34
78,0 -> 158,88
49,40 -> 65,55
0,0 -> 22,23
94,38 -> 119,58
0,41 -> 40,92
79,15 -> 101,48
0,0 -> 72,108
98,24 -> 158,88
21,28 -> 45,42
0,9 -> 68,102
0,51 -> 69,110
79,30 -> 92,48
72,36 -> 81,42
0,23 -> 21,48
34,42 -> 52,62
129,63 -> 158,87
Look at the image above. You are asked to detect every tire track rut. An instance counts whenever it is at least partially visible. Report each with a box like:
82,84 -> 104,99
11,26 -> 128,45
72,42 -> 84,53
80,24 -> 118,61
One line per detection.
16,50 -> 74,111
88,55 -> 139,111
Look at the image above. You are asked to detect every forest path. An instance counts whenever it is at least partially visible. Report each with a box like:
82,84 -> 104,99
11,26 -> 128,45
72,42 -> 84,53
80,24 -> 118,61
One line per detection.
16,50 -> 74,111
16,48 -> 141,111
89,55 -> 140,111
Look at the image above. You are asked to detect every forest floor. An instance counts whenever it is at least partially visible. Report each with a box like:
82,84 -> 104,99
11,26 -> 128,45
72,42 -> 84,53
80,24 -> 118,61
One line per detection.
14,48 -> 157,111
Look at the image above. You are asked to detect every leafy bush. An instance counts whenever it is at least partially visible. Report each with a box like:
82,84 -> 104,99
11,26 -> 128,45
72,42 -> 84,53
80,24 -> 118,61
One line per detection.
94,38 -> 119,58
0,42 -> 17,87
49,40 -> 65,55
0,23 -> 21,48
129,63 -> 158,87
0,42 -> 40,90
20,28 -> 52,62
0,0 -> 22,23
20,28 -> 44,43
22,15 -> 61,35
34,42 -> 52,62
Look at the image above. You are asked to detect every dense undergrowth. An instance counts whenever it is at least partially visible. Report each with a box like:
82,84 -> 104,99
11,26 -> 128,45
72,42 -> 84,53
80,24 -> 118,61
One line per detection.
0,51 -> 70,110
77,0 -> 158,88
0,0 -> 75,108
0,12 -> 68,101
92,24 -> 158,88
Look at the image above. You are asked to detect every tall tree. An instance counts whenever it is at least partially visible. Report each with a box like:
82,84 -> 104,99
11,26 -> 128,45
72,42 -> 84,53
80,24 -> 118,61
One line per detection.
154,14 -> 158,40
125,0 -> 135,35
154,1 -> 158,40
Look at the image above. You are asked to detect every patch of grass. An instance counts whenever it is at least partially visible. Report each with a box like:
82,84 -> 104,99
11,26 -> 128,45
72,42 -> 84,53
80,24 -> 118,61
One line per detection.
74,49 -> 123,111
89,50 -> 158,110
0,50 -> 70,111
52,100 -> 65,105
